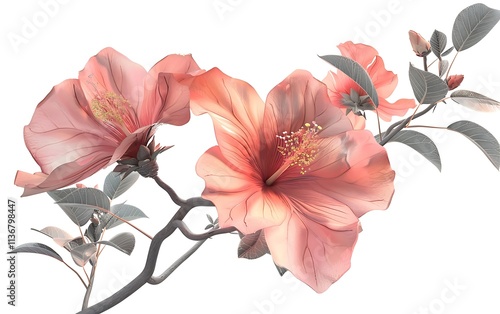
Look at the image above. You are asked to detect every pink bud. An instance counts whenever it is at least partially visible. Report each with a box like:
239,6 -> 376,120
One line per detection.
447,74 -> 464,90
409,30 -> 431,57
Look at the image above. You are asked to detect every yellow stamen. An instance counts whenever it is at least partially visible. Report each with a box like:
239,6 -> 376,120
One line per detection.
265,121 -> 321,186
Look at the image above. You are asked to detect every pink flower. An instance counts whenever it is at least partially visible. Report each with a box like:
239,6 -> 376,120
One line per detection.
190,68 -> 395,292
323,41 -> 416,129
15,47 -> 201,196
408,30 -> 432,57
446,74 -> 464,90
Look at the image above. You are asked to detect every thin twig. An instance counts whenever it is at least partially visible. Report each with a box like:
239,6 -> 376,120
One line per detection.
152,175 -> 186,206
77,196 -> 214,314
82,264 -> 97,310
171,220 -> 237,241
62,260 -> 88,289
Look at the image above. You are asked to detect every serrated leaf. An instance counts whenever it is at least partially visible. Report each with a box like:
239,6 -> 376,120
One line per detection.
450,90 -> 500,112
238,230 -> 270,259
319,54 -> 379,107
103,171 -> 139,200
101,204 -> 148,230
409,63 -> 449,104
438,59 -> 449,78
430,29 -> 447,59
379,130 -> 441,171
9,243 -> 64,262
97,232 -> 135,255
448,120 -> 500,169
31,226 -> 73,247
452,3 -> 500,52
70,243 -> 97,267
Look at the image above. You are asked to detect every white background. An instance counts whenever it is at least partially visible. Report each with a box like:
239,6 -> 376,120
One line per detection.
1,0 -> 500,313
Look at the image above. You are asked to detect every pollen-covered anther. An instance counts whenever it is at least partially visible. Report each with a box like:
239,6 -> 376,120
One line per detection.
266,121 -> 322,185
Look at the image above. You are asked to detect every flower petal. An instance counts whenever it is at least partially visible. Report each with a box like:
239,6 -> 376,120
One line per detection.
311,130 -> 395,217
196,147 -> 287,234
139,73 -> 191,126
337,41 -> 377,69
15,157 -> 110,197
23,79 -> 118,174
367,56 -> 398,98
265,212 -> 359,292
377,98 -> 416,122
190,68 -> 266,174
78,47 -> 147,112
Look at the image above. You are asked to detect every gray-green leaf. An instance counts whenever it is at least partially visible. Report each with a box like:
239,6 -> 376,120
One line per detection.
379,130 -> 441,171
31,226 -> 73,247
430,29 -> 447,59
103,171 -> 139,200
9,243 -> 64,262
319,54 -> 379,107
452,3 -> 500,52
54,188 -> 110,225
451,90 -> 500,112
448,120 -> 500,169
409,63 -> 449,104
70,243 -> 97,267
438,59 -> 449,78
238,229 -> 270,259
101,203 -> 148,230
97,232 -> 135,255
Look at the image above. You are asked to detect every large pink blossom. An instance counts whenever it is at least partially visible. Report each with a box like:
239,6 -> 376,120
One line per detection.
323,41 -> 416,129
15,47 -> 201,196
190,68 -> 395,292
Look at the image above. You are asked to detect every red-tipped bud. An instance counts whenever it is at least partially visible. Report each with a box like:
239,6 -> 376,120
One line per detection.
446,75 -> 464,90
409,30 -> 431,57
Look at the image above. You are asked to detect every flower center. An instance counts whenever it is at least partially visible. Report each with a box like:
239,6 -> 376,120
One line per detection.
265,121 -> 322,186
89,90 -> 138,138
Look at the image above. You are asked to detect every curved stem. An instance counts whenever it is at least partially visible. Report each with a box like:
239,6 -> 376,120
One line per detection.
62,260 -> 88,289
99,207 -> 153,240
445,51 -> 459,79
380,103 -> 438,145
152,175 -> 186,206
77,197 -> 214,314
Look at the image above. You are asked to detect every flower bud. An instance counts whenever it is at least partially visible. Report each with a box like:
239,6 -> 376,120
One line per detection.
446,74 -> 464,90
409,30 -> 431,57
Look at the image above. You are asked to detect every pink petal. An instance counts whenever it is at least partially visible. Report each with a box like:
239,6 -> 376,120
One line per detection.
15,157 -> 110,197
337,41 -> 377,69
196,147 -> 287,234
24,79 -> 118,174
139,73 -> 190,126
190,68 -> 266,173
368,56 -> 398,98
78,47 -> 147,113
147,54 -> 201,84
265,211 -> 359,292
377,98 -> 416,122
315,130 -> 395,217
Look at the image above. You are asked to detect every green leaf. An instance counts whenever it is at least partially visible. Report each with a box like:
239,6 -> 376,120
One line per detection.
53,188 -> 110,226
430,29 -> 447,59
379,130 -> 441,171
97,232 -> 135,255
452,3 -> 500,52
438,60 -> 449,78
448,120 -> 500,169
9,243 -> 64,262
101,203 -> 148,230
238,229 -> 270,259
319,54 -> 379,107
206,214 -> 214,224
409,63 -> 449,104
31,226 -> 73,247
450,90 -> 500,112
70,243 -> 97,267
85,223 -> 102,243
103,171 -> 139,200
442,46 -> 454,57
